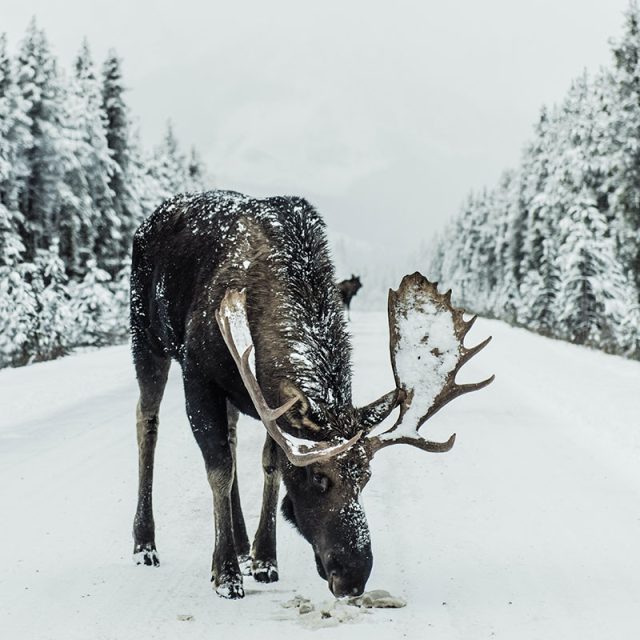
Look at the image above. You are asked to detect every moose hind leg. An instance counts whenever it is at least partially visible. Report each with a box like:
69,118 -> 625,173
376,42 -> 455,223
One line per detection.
184,374 -> 244,599
226,402 -> 251,575
133,348 -> 170,566
251,434 -> 281,583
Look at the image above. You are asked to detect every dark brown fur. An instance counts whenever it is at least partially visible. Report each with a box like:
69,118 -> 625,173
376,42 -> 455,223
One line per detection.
130,191 -> 397,599
338,274 -> 362,320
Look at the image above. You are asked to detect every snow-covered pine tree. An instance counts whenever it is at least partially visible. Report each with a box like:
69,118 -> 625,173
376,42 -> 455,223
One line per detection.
465,189 -> 497,312
0,258 -> 36,367
555,187 -> 637,352
68,259 -> 119,347
147,121 -> 189,202
57,67 -> 94,279
30,240 -> 73,361
608,1 -> 640,301
71,40 -> 119,276
490,171 -> 523,322
0,32 -> 31,252
101,50 -> 139,271
518,107 -> 558,309
14,19 -> 66,260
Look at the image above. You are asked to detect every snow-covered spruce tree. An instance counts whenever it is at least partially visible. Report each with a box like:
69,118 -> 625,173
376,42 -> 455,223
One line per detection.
469,189 -> 500,313
70,40 -> 119,276
555,188 -> 638,353
147,121 -> 189,202
68,259 -> 120,347
14,19 -> 66,260
519,236 -> 559,337
29,241 -> 73,361
609,1 -> 640,300
56,73 -> 94,279
0,32 -> 31,246
491,171 -> 523,322
0,241 -> 73,367
101,50 -> 138,271
517,106 -> 559,324
0,258 -> 36,367
0,31 -> 38,367
431,196 -> 479,310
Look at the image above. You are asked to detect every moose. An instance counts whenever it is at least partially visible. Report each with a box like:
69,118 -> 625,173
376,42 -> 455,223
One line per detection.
337,274 -> 362,320
130,190 -> 493,599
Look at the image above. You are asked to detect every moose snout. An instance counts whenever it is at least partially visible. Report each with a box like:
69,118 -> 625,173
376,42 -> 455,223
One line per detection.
319,549 -> 372,598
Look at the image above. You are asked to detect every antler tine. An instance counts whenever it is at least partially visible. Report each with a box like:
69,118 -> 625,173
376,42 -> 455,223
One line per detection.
420,373 -> 496,424
463,313 -> 478,335
216,290 -> 362,467
370,432 -> 456,455
459,335 -> 492,367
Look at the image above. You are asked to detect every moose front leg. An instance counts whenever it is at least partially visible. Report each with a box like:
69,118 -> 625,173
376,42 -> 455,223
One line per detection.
183,373 -> 244,599
251,434 -> 281,582
133,347 -> 170,566
226,401 -> 251,574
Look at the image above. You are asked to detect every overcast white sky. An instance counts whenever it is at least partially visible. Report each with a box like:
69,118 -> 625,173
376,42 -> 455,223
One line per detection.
1,0 -> 632,256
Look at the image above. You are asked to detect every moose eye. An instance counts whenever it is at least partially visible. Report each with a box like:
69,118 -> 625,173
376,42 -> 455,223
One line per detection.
311,472 -> 330,493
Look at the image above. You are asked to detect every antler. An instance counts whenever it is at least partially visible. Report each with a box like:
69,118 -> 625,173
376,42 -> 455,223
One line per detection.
215,289 -> 362,467
367,273 -> 494,456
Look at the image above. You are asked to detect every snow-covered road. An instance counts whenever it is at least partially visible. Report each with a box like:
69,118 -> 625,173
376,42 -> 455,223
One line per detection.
1,312 -> 639,639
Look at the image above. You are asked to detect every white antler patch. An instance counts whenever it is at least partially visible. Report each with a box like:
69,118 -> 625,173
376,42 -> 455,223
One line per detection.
383,284 -> 460,441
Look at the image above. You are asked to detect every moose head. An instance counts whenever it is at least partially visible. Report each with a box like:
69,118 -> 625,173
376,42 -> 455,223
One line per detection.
216,272 -> 494,597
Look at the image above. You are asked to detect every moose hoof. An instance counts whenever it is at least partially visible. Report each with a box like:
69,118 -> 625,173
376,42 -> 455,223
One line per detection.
238,554 -> 252,576
214,575 -> 245,599
252,559 -> 279,583
133,543 -> 160,567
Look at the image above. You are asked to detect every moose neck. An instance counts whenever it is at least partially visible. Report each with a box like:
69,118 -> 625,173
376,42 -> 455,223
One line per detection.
249,283 -> 354,418
244,218 -> 354,419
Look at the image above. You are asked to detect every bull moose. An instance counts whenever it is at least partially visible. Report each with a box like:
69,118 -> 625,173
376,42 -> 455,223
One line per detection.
130,190 -> 493,599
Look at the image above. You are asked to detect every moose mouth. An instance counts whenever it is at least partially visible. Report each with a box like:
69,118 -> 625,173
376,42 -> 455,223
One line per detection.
314,549 -> 366,597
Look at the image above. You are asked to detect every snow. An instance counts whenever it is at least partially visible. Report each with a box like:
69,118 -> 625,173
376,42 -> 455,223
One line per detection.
2,311 -> 640,638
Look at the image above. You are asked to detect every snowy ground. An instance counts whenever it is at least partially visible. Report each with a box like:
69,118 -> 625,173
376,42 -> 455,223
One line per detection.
1,312 -> 640,639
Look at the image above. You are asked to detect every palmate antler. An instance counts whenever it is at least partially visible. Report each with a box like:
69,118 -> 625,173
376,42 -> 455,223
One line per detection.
215,289 -> 362,467
366,273 -> 494,456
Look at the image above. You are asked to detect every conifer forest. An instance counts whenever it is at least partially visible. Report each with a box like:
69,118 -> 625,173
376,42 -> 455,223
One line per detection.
4,7 -> 640,368
430,5 -> 640,359
0,20 -> 208,367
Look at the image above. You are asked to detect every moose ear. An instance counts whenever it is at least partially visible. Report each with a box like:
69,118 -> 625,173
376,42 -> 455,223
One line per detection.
355,389 -> 402,431
279,381 -> 322,432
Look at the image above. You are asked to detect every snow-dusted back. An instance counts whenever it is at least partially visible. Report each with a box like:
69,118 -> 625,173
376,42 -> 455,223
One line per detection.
135,189 -> 353,432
